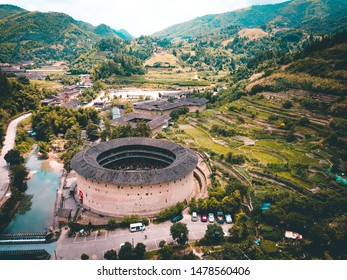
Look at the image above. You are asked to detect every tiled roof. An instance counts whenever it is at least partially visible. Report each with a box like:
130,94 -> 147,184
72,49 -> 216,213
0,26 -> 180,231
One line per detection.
71,138 -> 198,185
133,98 -> 208,112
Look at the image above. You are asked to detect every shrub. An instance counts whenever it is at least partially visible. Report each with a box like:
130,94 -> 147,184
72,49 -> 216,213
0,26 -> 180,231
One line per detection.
282,100 -> 293,109
156,202 -> 184,222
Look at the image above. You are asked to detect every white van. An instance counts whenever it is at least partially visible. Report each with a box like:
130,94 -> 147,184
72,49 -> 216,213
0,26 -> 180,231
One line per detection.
191,212 -> 197,222
129,223 -> 145,232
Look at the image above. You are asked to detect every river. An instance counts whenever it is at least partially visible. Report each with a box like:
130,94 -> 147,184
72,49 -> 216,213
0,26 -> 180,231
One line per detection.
4,150 -> 62,234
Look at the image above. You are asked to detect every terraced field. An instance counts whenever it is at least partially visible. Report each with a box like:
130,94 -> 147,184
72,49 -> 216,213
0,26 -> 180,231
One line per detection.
182,125 -> 230,154
160,87 -> 342,201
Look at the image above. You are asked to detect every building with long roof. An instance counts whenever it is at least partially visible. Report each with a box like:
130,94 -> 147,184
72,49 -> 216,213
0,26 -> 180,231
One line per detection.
133,98 -> 208,115
110,113 -> 171,136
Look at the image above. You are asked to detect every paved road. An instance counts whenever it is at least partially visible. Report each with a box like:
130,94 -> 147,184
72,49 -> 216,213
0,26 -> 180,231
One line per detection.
55,214 -> 233,260
0,113 -> 32,202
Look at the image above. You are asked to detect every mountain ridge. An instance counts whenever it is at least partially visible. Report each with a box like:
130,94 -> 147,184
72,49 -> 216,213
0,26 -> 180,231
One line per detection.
0,4 -> 133,63
153,0 -> 347,39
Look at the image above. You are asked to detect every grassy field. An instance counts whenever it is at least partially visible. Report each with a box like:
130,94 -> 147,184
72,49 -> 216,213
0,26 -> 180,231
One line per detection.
238,28 -> 270,39
250,150 -> 285,164
110,70 -> 211,87
144,50 -> 180,67
183,127 -> 230,154
257,140 -> 319,165
277,172 -> 312,189
31,79 -> 63,90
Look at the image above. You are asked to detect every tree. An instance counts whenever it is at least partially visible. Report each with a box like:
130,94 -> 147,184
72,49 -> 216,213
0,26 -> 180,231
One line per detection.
125,101 -> 133,114
118,242 -> 134,260
92,80 -> 106,92
159,240 -> 166,248
86,121 -> 99,140
159,244 -> 174,260
81,253 -> 89,260
226,152 -> 233,163
134,122 -> 151,137
170,108 -> 189,121
17,76 -> 30,85
65,124 -> 82,144
298,117 -> 310,126
107,218 -> 117,229
121,215 -> 141,226
201,224 -> 225,245
9,164 -> 28,192
283,100 -> 293,109
170,222 -> 189,247
104,249 -> 117,260
189,197 -> 199,213
4,149 -> 24,166
134,243 -> 146,259
38,142 -> 49,159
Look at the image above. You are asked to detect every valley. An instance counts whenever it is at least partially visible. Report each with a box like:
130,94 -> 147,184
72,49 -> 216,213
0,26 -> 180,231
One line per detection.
0,0 -> 346,261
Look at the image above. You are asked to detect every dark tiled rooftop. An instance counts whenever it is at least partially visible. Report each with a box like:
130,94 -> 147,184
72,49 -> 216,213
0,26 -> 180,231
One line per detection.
133,98 -> 208,112
110,113 -> 171,130
71,138 -> 198,185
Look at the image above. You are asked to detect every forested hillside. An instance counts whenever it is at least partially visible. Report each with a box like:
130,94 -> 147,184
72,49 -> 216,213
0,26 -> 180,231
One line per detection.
0,5 -> 132,63
70,37 -> 146,78
154,0 -> 347,39
0,72 -> 47,145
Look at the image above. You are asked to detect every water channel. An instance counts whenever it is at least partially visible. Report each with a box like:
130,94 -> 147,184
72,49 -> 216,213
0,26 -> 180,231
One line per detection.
4,150 -> 62,234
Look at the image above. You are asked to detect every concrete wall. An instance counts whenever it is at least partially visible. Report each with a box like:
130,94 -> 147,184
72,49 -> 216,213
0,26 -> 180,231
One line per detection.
76,172 -> 196,218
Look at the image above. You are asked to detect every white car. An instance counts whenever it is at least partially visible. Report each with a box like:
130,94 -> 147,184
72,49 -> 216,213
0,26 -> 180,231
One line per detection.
208,213 -> 215,223
225,214 -> 233,224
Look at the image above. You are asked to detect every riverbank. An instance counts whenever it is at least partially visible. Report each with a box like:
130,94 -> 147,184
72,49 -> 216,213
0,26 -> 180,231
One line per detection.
3,149 -> 64,235
0,113 -> 32,206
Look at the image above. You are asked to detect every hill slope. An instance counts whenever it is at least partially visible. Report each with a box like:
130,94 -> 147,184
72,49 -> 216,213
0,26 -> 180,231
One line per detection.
153,0 -> 347,39
0,4 -> 24,18
247,31 -> 347,96
0,5 -> 132,63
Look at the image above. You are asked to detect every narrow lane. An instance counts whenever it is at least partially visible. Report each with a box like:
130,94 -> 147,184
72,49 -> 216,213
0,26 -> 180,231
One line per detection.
0,113 -> 32,204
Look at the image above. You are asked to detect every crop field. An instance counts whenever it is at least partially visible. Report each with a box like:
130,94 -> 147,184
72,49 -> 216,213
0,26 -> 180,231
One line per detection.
182,126 -> 230,154
249,150 -> 285,164
163,95 -> 332,196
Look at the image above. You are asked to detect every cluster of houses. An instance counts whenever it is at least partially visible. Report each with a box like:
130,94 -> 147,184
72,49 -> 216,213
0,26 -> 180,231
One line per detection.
41,75 -> 93,108
2,62 -> 209,136
109,97 -> 208,136
41,85 -> 82,108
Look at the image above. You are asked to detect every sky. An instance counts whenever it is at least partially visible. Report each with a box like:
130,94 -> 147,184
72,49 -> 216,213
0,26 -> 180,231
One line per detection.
0,0 -> 289,37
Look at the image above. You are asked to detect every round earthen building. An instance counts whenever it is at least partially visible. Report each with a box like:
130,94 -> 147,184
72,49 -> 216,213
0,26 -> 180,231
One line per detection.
71,138 -> 198,217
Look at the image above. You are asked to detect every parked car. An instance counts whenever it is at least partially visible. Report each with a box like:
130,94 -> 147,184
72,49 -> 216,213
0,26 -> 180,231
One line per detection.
217,211 -> 224,224
208,213 -> 215,223
171,214 -> 183,223
201,213 -> 208,222
225,214 -> 233,224
191,212 -> 197,222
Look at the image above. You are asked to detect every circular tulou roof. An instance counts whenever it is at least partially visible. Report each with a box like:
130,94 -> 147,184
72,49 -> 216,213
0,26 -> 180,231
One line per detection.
71,137 -> 198,186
